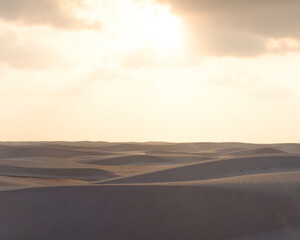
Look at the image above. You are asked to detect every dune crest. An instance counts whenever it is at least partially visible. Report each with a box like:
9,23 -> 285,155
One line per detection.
0,142 -> 299,240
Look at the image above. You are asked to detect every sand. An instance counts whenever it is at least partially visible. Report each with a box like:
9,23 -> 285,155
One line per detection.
0,142 -> 299,239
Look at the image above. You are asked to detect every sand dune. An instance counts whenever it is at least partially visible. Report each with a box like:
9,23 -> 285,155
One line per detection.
226,147 -> 286,156
0,175 -> 86,192
0,184 -> 299,240
214,147 -> 247,155
0,146 -> 112,159
270,144 -> 300,154
102,155 -> 300,184
0,142 -> 299,240
230,225 -> 300,240
87,154 -> 169,165
85,142 -> 260,153
0,165 -> 117,181
86,153 -> 210,166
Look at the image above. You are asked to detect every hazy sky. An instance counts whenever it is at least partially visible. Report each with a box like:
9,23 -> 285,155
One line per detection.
1,0 -> 300,142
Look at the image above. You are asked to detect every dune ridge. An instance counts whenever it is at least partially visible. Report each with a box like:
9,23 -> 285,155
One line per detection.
0,142 -> 299,239
0,184 -> 300,240
102,155 -> 300,184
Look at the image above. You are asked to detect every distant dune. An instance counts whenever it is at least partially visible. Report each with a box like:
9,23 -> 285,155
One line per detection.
0,146 -> 113,158
0,165 -> 117,181
87,154 -> 210,166
226,147 -> 287,156
87,154 -> 169,165
102,155 -> 300,184
0,142 -> 299,239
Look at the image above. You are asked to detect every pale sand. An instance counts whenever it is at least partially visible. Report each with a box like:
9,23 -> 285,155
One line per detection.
230,225 -> 300,240
0,142 -> 299,239
101,155 -> 300,184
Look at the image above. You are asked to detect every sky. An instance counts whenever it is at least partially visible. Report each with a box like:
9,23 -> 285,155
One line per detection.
1,0 -> 300,143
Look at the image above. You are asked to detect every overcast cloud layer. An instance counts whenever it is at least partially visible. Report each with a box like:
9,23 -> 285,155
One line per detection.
0,0 -> 300,142
0,0 -> 93,29
160,0 -> 300,57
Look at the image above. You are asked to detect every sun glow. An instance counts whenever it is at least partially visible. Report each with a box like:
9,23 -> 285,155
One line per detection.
108,1 -> 184,52
73,0 -> 185,62
141,6 -> 183,50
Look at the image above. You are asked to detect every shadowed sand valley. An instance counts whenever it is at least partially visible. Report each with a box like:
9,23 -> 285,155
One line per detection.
0,142 -> 299,240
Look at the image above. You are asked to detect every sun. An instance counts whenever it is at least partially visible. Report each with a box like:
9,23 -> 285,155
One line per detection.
142,5 -> 183,51
113,2 -> 184,52
73,0 -> 184,60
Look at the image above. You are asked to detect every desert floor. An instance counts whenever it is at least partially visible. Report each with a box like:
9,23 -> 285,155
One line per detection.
0,141 -> 299,239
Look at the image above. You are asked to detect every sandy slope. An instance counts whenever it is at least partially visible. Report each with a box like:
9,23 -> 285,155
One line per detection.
0,146 -> 112,158
229,225 -> 300,240
0,183 -> 299,240
102,155 -> 300,184
0,142 -> 299,240
85,153 -> 211,166
225,147 -> 286,156
0,165 -> 117,180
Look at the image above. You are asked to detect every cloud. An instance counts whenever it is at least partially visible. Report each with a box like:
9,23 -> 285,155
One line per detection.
0,0 -> 95,29
124,45 -> 197,68
159,0 -> 300,57
190,29 -> 268,57
0,30 -> 65,69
